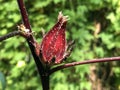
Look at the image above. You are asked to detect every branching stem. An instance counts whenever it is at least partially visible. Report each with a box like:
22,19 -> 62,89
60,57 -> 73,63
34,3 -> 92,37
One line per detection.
50,56 -> 120,74
0,31 -> 20,42
17,0 -> 49,90
16,1 -> 120,90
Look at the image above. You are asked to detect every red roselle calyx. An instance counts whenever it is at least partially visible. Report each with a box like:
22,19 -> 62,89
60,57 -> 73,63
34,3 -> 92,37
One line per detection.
40,12 -> 72,64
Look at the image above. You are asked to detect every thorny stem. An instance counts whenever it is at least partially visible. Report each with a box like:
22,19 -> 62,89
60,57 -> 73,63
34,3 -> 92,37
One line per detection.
17,0 -> 49,90
50,56 -> 120,74
0,31 -> 20,42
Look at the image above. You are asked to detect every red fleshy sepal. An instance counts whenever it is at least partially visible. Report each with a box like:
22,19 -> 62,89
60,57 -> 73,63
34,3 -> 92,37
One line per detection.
40,12 -> 68,64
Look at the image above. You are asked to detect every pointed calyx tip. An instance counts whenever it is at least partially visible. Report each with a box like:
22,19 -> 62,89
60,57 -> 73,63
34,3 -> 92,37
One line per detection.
58,11 -> 69,23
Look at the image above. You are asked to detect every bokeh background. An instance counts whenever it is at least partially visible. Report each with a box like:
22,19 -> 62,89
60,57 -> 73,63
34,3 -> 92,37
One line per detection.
0,0 -> 120,90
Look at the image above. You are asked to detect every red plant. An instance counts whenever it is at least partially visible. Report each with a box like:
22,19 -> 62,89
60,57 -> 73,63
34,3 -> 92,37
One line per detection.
0,0 -> 120,90
40,12 -> 70,64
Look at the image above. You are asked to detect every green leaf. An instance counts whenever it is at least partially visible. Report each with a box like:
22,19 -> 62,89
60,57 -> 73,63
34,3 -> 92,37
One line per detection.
0,72 -> 6,90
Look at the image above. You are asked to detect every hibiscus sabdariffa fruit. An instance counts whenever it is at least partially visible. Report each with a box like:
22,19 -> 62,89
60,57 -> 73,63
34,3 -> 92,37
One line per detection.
40,12 -> 73,64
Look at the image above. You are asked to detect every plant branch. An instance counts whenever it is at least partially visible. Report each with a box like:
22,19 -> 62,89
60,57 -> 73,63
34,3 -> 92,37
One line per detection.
0,31 -> 20,42
17,0 -> 45,76
17,0 -> 31,32
17,0 -> 49,90
50,56 -> 120,74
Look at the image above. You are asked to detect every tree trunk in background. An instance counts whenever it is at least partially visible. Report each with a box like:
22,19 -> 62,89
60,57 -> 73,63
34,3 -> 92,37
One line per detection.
89,63 -> 116,90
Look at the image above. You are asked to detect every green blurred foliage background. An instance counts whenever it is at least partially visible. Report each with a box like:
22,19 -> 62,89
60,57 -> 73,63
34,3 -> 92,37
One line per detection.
0,0 -> 120,90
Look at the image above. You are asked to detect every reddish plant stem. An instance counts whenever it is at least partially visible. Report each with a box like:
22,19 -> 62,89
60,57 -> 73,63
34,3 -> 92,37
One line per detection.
17,0 -> 49,90
0,31 -> 20,42
50,56 -> 120,74
40,66 -> 50,90
17,0 -> 31,32
16,1 -> 120,89
17,0 -> 34,42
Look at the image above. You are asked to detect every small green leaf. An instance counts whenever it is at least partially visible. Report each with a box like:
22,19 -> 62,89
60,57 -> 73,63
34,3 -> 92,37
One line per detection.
0,71 -> 6,90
